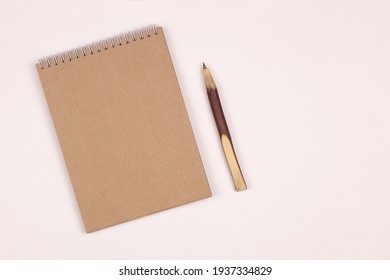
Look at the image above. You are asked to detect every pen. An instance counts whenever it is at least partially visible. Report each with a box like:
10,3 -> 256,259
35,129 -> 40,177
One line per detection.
202,63 -> 247,192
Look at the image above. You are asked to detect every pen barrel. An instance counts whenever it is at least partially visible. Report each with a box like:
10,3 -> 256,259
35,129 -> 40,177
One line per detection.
206,87 -> 247,192
206,88 -> 231,139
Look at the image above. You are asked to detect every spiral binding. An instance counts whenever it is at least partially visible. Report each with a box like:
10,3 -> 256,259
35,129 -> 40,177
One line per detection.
38,26 -> 158,70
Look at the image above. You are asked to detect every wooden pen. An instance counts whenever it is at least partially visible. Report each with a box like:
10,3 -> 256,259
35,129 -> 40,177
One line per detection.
202,63 -> 247,192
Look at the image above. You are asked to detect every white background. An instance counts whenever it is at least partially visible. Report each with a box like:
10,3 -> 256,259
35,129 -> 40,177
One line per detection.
0,0 -> 389,259
1,260 -> 390,280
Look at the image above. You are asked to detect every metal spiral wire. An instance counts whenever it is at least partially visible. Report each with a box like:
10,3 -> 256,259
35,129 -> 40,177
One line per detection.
38,26 -> 159,70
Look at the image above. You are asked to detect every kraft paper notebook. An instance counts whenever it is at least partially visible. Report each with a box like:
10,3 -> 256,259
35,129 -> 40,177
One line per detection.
36,26 -> 211,233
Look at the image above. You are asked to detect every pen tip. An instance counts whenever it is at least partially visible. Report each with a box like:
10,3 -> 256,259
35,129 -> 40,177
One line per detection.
202,62 -> 207,69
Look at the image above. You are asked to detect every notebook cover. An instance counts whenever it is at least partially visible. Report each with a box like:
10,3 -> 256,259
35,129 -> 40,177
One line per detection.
36,27 -> 211,233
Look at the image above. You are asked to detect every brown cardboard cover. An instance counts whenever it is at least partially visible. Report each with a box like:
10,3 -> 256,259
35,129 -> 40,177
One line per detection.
36,27 -> 211,233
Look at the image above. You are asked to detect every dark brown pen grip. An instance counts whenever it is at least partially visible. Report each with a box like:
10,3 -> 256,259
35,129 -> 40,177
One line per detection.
207,88 -> 231,139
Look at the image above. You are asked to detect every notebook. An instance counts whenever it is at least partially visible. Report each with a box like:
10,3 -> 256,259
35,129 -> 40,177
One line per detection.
36,26 -> 211,233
